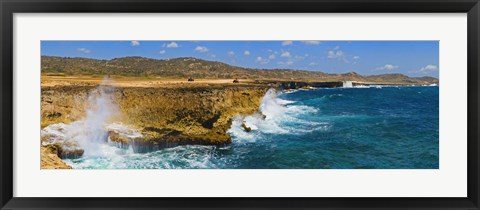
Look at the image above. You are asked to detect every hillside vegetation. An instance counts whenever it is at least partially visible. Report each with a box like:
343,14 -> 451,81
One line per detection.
41,56 -> 438,84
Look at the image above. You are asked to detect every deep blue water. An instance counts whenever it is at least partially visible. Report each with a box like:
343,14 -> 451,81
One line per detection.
65,86 -> 439,169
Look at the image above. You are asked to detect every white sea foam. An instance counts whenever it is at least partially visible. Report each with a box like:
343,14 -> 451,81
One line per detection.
343,81 -> 353,88
342,81 -> 373,88
284,89 -> 299,94
42,77 -> 223,169
63,144 -> 219,169
353,85 -> 370,88
41,78 -> 134,158
227,88 -> 326,144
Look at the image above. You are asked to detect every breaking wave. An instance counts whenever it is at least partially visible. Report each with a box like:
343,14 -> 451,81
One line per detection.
227,89 -> 329,144
63,144 -> 221,169
44,86 -> 439,169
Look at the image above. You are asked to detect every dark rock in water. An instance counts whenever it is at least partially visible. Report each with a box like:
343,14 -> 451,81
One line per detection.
57,141 -> 84,159
241,122 -> 252,132
130,139 -> 162,153
108,130 -> 130,147
259,112 -> 267,120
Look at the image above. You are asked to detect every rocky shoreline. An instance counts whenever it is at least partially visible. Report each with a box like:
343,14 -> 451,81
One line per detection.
40,77 -> 439,169
41,82 -> 269,168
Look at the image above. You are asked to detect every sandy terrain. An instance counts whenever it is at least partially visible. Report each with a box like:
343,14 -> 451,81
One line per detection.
41,75 -> 257,88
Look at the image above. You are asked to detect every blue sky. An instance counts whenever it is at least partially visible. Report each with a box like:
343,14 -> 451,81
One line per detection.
41,41 -> 439,78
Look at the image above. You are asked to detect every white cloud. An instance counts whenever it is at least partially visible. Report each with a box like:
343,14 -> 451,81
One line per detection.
278,61 -> 294,66
309,62 -> 318,66
211,54 -> 216,58
327,50 -> 344,59
327,47 -> 357,64
280,51 -> 291,58
131,41 -> 140,46
282,41 -> 293,46
227,51 -> 235,57
164,42 -> 179,48
279,52 -> 304,66
301,41 -> 321,45
244,50 -> 250,56
376,64 -> 399,71
77,48 -> 91,53
268,54 -> 276,60
159,50 -> 166,54
420,64 -> 438,72
195,46 -> 209,53
256,56 -> 269,64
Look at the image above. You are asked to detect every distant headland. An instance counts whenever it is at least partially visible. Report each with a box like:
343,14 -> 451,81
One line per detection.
41,56 -> 438,86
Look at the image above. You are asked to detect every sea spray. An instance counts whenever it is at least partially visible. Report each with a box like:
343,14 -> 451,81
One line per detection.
41,77 -> 124,158
259,89 -> 291,120
58,86 -> 439,169
228,88 -> 322,144
78,78 -> 120,156
343,81 -> 353,88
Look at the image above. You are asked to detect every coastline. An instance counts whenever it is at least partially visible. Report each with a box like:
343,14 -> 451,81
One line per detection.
40,75 -> 438,169
41,76 -> 270,168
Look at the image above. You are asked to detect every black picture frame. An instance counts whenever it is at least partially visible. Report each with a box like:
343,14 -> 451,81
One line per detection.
1,0 -> 479,209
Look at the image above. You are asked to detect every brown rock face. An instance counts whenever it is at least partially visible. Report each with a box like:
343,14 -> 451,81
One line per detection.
41,86 -> 92,128
117,86 -> 267,145
42,84 -> 269,148
41,145 -> 72,169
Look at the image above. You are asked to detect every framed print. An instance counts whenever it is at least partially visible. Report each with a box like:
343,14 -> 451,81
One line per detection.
1,0 -> 479,209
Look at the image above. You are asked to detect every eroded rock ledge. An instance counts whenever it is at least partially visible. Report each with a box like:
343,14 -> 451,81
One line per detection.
41,84 -> 269,157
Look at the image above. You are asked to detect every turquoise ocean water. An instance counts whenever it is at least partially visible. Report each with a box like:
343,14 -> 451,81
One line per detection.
65,86 -> 439,169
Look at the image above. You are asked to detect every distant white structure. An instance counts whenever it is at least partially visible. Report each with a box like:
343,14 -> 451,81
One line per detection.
343,81 -> 353,88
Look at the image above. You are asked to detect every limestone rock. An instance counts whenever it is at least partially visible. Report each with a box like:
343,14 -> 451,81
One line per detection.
41,145 -> 72,169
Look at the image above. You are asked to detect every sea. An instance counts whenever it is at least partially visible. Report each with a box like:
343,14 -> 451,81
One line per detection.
63,85 -> 439,169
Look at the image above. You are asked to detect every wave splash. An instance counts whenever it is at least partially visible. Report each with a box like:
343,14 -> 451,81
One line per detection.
41,78 -> 224,169
343,81 -> 353,88
43,87 -> 330,169
41,78 -> 125,158
80,79 -> 120,156
228,88 -> 327,144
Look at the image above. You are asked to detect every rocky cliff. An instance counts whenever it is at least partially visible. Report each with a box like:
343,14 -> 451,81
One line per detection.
41,84 -> 269,152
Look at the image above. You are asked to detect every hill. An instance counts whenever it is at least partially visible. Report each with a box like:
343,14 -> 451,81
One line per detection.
41,56 -> 438,84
